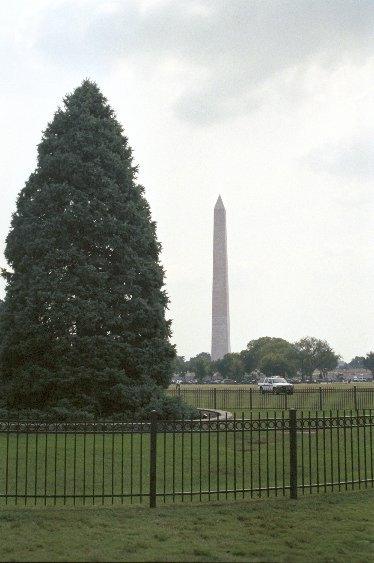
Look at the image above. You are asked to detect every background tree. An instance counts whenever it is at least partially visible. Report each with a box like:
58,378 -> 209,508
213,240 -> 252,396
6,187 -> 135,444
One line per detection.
213,352 -> 245,382
239,349 -> 256,375
0,80 -> 185,420
259,353 -> 295,378
294,337 -> 339,380
246,337 -> 299,378
347,356 -> 365,369
171,355 -> 187,379
187,352 -> 213,383
363,352 -> 374,376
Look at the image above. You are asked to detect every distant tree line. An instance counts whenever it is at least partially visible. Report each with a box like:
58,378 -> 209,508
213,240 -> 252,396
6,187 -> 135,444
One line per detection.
341,355 -> 374,373
173,337 -> 374,383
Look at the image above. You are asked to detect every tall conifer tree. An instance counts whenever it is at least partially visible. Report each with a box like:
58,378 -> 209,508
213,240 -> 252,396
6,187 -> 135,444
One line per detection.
0,80 -> 176,418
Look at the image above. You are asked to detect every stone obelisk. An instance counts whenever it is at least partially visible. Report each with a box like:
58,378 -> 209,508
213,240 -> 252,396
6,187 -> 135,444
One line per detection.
211,195 -> 230,361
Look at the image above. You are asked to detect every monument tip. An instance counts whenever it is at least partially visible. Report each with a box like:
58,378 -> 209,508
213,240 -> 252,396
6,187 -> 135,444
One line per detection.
215,195 -> 224,209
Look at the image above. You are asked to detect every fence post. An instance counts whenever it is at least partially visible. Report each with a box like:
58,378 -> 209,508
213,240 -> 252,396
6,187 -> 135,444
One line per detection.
149,410 -> 157,508
319,387 -> 323,411
289,409 -> 298,500
353,386 -> 357,411
177,383 -> 181,398
249,387 -> 253,410
213,387 -> 217,410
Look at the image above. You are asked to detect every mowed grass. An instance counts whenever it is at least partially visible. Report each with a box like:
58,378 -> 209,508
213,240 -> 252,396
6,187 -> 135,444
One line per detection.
170,383 -> 374,389
1,417 -> 373,507
168,384 -> 374,413
0,490 -> 373,562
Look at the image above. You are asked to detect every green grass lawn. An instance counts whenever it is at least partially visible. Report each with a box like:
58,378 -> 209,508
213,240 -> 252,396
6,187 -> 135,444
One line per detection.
168,384 -> 374,412
0,490 -> 373,561
170,383 -> 374,389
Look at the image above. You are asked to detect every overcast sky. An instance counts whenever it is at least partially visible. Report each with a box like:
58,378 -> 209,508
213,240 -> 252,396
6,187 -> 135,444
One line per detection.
1,0 -> 373,361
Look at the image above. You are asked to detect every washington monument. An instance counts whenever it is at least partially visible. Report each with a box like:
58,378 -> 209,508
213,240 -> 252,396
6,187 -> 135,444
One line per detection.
211,196 -> 231,361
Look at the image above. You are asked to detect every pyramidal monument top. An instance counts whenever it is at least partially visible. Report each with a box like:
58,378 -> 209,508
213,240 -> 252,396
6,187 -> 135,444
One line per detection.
215,195 -> 225,209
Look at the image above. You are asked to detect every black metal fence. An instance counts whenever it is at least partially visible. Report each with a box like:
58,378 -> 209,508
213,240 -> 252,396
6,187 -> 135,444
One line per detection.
1,410 -> 373,507
168,386 -> 374,412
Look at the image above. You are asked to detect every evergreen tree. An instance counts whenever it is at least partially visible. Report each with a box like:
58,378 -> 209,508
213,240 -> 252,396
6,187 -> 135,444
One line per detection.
0,80 -> 180,419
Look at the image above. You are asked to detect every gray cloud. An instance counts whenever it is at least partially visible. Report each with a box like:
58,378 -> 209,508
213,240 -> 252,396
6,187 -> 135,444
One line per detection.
32,0 -> 374,122
307,136 -> 374,180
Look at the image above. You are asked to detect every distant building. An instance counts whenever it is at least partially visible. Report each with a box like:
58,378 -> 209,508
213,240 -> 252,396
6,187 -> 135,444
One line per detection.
325,368 -> 372,381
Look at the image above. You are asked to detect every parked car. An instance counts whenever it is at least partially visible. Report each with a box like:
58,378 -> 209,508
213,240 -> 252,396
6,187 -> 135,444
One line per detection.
352,375 -> 367,382
258,376 -> 294,395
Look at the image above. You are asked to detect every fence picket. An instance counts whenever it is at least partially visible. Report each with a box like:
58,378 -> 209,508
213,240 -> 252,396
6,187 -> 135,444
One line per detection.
149,411 -> 157,508
289,410 -> 298,499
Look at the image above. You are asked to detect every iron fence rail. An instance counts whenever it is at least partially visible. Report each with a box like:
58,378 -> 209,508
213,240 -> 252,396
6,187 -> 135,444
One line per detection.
0,410 -> 373,507
168,386 -> 374,411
